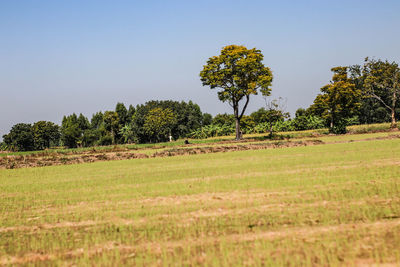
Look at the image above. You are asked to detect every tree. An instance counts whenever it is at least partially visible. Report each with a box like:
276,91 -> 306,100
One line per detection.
127,104 -> 136,124
132,100 -> 203,143
362,58 -> 400,128
2,123 -> 34,151
32,121 -> 60,150
119,124 -> 135,144
143,107 -> 177,143
200,45 -> 273,139
115,102 -> 128,126
82,129 -> 102,147
103,111 -> 120,144
61,114 -> 81,148
202,113 -> 213,126
90,112 -> 104,129
309,67 -> 361,133
250,98 -> 290,125
77,114 -> 90,131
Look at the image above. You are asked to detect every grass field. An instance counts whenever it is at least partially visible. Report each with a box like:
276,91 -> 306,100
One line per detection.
1,132 -> 400,265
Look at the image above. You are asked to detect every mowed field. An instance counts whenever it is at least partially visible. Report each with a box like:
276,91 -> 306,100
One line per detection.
1,134 -> 400,266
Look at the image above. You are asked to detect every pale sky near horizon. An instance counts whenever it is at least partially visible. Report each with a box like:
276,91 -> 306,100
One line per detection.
1,0 -> 400,139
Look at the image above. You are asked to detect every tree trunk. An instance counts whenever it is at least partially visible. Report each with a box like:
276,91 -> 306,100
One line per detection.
391,91 -> 397,128
235,117 -> 241,140
391,108 -> 397,128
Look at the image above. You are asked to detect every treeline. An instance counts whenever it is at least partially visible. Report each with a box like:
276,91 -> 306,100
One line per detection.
192,57 -> 400,137
2,101 -> 209,151
2,57 -> 399,151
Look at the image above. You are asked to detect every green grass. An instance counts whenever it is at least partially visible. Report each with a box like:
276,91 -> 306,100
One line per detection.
0,136 -> 400,265
0,122 -> 393,157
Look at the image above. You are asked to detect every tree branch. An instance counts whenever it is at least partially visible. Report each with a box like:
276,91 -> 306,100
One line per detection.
368,93 -> 393,111
239,95 -> 250,120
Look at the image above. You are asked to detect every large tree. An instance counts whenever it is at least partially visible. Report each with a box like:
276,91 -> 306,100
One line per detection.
309,67 -> 361,133
200,45 -> 273,140
362,58 -> 400,128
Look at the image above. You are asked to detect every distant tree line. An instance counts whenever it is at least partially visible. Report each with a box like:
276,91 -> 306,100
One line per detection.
195,56 -> 400,137
1,57 -> 399,151
1,100 -> 210,151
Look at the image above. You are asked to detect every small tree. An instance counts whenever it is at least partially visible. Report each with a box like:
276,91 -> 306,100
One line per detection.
200,45 -> 273,140
310,67 -> 361,133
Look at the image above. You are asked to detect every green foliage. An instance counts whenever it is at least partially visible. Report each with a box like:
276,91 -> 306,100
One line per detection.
0,141 -> 8,151
115,103 -> 128,126
2,123 -> 34,151
202,113 -> 213,126
127,104 -> 136,124
90,112 -> 104,129
119,124 -> 136,144
133,100 -> 203,143
310,67 -> 361,133
82,129 -> 102,147
293,114 -> 325,131
98,134 -> 113,146
32,121 -> 60,150
61,114 -> 82,148
212,113 -> 235,126
77,114 -> 90,131
189,124 -> 235,139
330,120 -> 347,134
239,115 -> 256,133
200,45 -> 273,139
362,58 -> 400,128
103,111 -> 120,144
250,107 -> 289,125
143,107 -> 177,143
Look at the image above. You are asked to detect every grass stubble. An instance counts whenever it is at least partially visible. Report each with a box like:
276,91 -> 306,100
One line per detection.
0,131 -> 400,266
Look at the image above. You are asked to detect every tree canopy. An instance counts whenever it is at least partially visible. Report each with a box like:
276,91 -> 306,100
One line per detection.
200,45 -> 273,139
309,67 -> 361,133
362,58 -> 400,128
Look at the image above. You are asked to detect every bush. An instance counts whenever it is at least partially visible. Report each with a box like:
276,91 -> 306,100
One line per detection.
293,115 -> 325,131
98,135 -> 113,146
189,124 -> 235,139
0,142 -> 9,151
272,120 -> 296,132
330,121 -> 347,134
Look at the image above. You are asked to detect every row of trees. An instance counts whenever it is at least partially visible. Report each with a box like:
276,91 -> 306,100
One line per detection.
2,121 -> 60,152
307,58 -> 400,133
199,45 -> 400,136
1,101 -> 210,151
2,45 -> 399,151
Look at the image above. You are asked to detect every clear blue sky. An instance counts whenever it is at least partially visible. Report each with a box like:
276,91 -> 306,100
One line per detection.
1,0 -> 400,138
